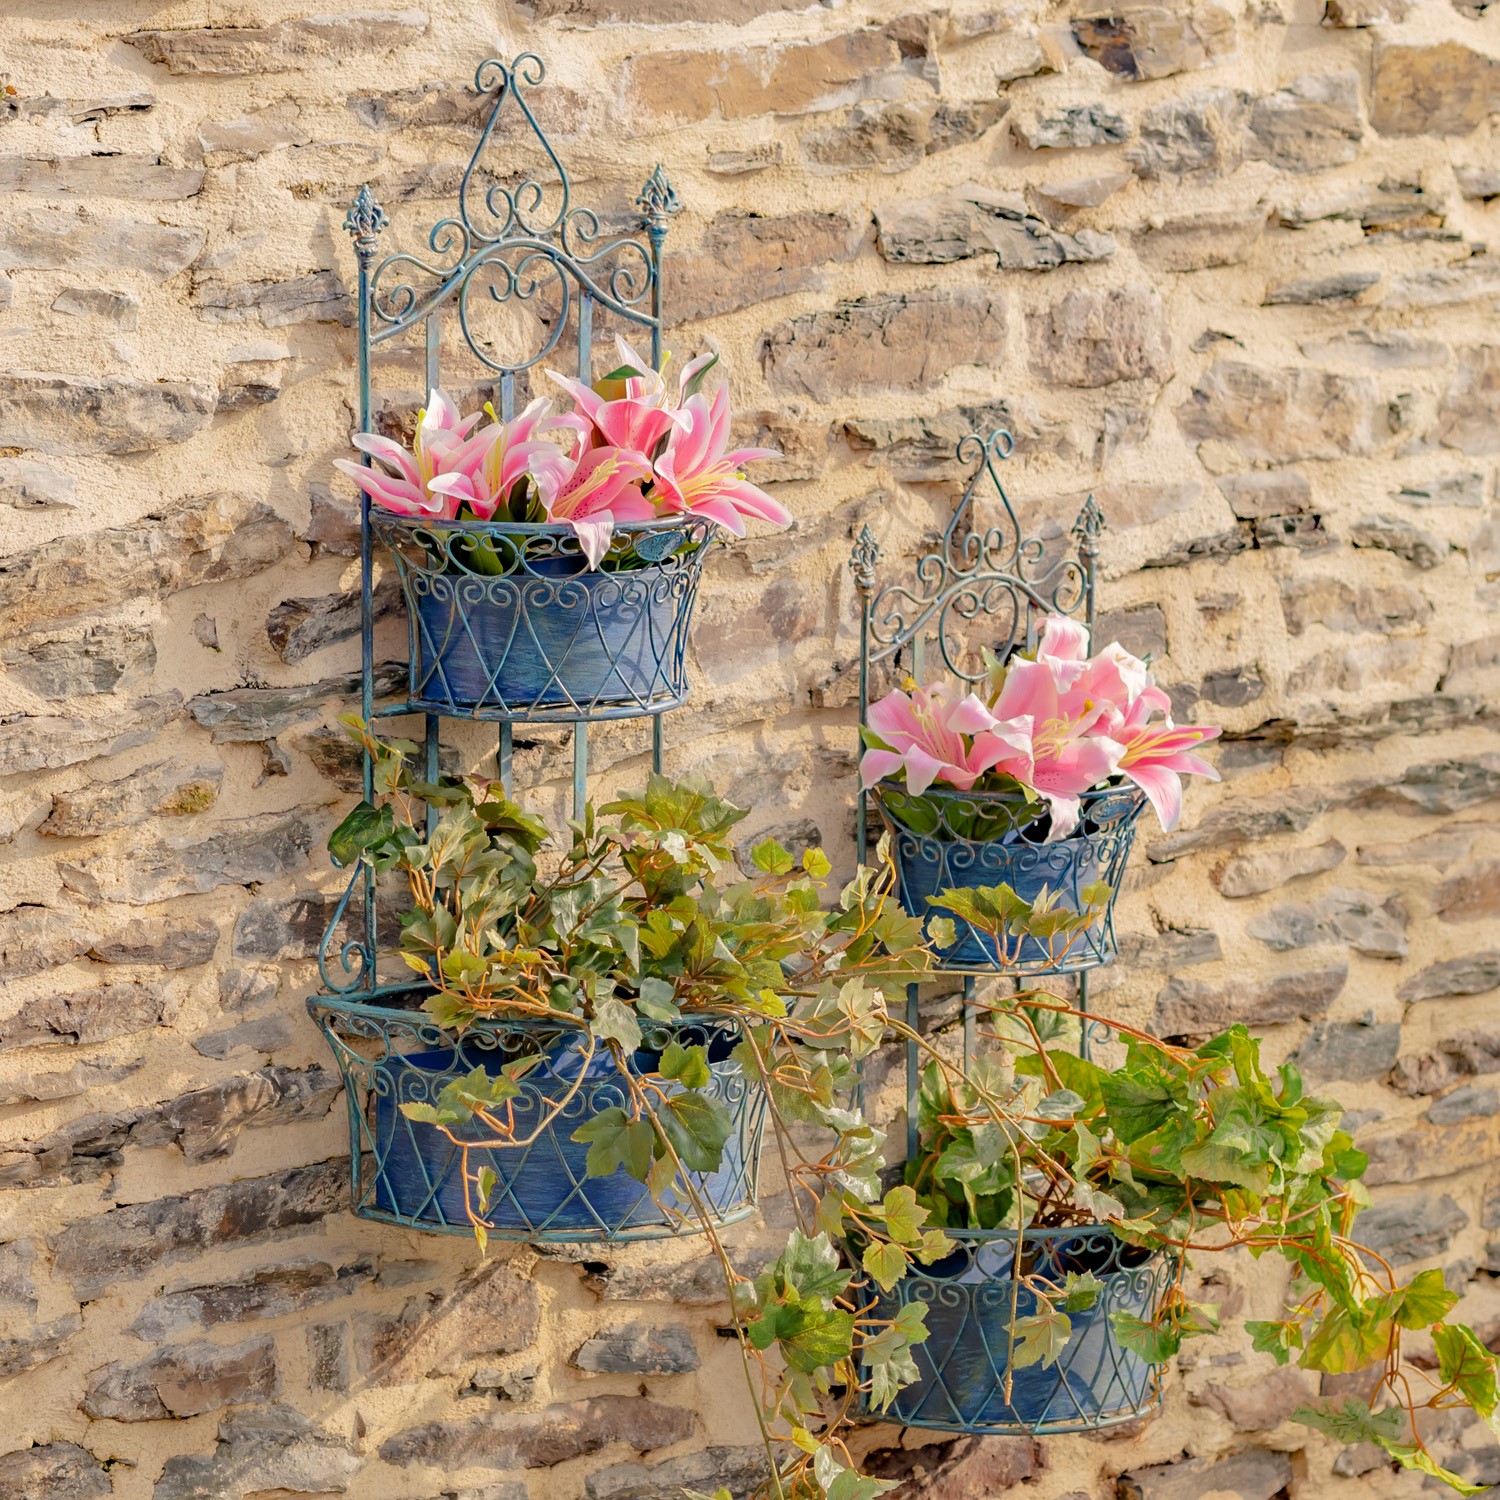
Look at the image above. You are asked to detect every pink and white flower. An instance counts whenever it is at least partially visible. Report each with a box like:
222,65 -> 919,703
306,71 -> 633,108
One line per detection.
860,682 -> 1032,796
533,446 -> 655,569
650,385 -> 790,536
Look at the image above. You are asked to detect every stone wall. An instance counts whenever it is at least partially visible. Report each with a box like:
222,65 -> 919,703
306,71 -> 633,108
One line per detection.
1,1 -> 1498,1497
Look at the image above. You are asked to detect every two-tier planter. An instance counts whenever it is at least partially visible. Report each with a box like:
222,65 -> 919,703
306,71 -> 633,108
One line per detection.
308,53 -> 763,1250
849,436 -> 1170,1437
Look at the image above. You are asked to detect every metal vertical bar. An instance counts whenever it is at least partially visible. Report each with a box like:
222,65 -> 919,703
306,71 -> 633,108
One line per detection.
424,716 -> 439,837
573,725 -> 588,820
1078,970 -> 1091,1062
906,984 -> 921,1162
500,371 -> 515,423
963,975 -> 976,1070
850,528 -> 877,860
424,313 -> 439,395
577,293 -> 593,383
345,186 -> 386,984
498,723 -> 513,798
652,715 -> 663,776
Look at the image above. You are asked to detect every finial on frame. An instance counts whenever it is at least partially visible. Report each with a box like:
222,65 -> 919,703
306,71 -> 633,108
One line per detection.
636,164 -> 682,235
344,185 -> 389,270
1072,493 -> 1105,556
849,523 -> 881,598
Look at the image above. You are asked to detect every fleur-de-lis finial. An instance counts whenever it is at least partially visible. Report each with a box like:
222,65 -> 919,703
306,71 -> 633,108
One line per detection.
636,164 -> 682,235
344,185 -> 388,269
849,524 -> 881,597
1072,493 -> 1106,556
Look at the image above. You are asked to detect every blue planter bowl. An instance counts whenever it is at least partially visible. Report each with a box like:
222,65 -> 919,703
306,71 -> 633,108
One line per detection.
876,784 -> 1145,974
368,1026 -> 762,1240
860,1226 -> 1169,1434
372,514 -> 715,719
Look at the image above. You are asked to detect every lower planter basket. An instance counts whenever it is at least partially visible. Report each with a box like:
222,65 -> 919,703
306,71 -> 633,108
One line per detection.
873,783 -> 1146,974
859,1225 -> 1173,1434
308,992 -> 764,1241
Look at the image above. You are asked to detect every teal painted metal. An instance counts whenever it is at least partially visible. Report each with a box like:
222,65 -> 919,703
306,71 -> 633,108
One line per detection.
310,53 -> 713,1243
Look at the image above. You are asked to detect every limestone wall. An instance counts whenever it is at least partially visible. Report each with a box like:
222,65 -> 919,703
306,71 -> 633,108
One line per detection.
1,1 -> 1498,1497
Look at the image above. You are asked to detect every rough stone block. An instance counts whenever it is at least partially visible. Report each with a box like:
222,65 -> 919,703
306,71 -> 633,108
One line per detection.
126,12 -> 429,76
1026,286 -> 1172,388
1118,1448 -> 1293,1500
1370,43 -> 1500,137
1294,1020 -> 1402,1082
1153,963 -> 1347,1035
153,1406 -> 360,1500
83,1335 -> 278,1421
1354,1191 -> 1468,1263
0,1442 -> 110,1500
1214,838 -> 1346,897
761,290 -> 1007,400
572,1322 -> 700,1375
51,1161 -> 347,1300
1070,7 -> 1234,81
379,1395 -> 694,1469
874,187 -> 1114,268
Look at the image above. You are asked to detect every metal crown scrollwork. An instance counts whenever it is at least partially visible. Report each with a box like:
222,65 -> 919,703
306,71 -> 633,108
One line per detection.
858,427 -> 1094,683
358,51 -> 672,375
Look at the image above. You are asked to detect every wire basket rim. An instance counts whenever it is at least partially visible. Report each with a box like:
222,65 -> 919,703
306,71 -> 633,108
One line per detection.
370,511 -> 722,539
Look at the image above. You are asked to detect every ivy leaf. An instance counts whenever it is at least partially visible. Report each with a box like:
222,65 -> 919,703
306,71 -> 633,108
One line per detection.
926,916 -> 957,950
476,1166 -> 496,1214
1247,1319 -> 1302,1366
1111,1312 -> 1182,1364
659,1041 -> 712,1090
1299,1308 -> 1394,1374
635,975 -> 680,1022
1099,1069 -> 1183,1144
803,847 -> 832,879
861,1240 -> 909,1294
571,1108 -> 656,1181
1292,1397 -> 1405,1446
1009,1306 -> 1072,1370
751,837 -> 796,876
881,1185 -> 929,1245
1063,1270 -> 1103,1313
657,1091 -> 732,1173
1434,1322 -> 1500,1421
592,996 -> 643,1055
1391,1268 -> 1459,1332
328,800 -> 395,867
776,1230 -> 850,1305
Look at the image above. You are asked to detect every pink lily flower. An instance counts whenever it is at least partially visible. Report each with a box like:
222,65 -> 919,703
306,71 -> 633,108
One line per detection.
994,657 -> 1125,839
428,398 -> 577,521
534,445 -> 655,569
860,682 -> 1033,796
333,387 -> 486,520
1108,692 -> 1221,832
545,336 -> 707,457
650,385 -> 791,536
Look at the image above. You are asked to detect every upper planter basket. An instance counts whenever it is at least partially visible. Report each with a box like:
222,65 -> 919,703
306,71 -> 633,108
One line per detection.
853,430 -> 1137,981
343,55 -> 715,724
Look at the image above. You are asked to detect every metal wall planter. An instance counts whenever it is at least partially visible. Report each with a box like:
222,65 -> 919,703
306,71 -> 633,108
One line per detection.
873,783 -> 1146,975
311,994 -> 764,1241
858,1226 -> 1172,1434
308,54 -> 763,1245
377,514 -> 716,720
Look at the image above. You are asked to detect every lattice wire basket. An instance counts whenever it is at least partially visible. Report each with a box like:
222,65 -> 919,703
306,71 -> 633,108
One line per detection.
870,782 -> 1147,975
859,1224 -> 1174,1434
308,992 -> 764,1241
374,513 -> 718,721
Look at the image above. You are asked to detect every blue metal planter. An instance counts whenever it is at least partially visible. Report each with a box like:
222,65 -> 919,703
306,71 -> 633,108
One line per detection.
860,1225 -> 1171,1434
874,784 -> 1145,975
308,993 -> 764,1242
374,513 -> 718,721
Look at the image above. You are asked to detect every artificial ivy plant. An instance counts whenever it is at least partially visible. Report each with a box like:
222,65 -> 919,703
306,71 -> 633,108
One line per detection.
330,723 -> 1500,1498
